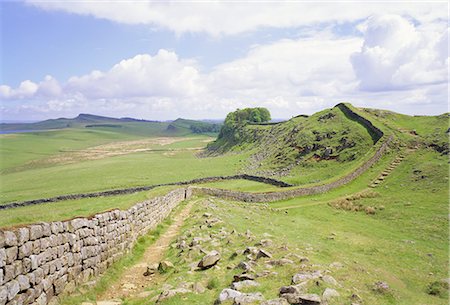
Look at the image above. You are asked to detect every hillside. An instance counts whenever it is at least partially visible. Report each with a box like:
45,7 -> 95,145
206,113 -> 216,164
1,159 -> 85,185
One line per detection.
0,114 -> 221,138
207,104 -> 375,177
207,104 -> 448,179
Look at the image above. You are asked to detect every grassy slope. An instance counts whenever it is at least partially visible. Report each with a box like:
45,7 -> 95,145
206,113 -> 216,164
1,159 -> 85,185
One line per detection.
210,106 -> 375,186
115,148 -> 447,305
0,186 -> 179,228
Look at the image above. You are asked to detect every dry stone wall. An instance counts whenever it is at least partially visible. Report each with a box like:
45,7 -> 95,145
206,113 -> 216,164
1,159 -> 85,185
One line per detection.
0,188 -> 190,305
190,136 -> 392,203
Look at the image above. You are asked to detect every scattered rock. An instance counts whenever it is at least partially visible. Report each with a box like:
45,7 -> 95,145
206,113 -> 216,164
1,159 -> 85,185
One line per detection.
373,281 -> 389,293
243,247 -> 258,255
216,288 -> 242,304
157,288 -> 191,302
322,288 -> 339,301
198,250 -> 221,269
143,263 -> 158,276
237,261 -> 253,271
256,249 -> 272,259
261,298 -> 289,305
231,280 -> 260,291
256,239 -> 273,247
158,260 -> 174,273
281,293 -> 321,305
233,273 -> 256,282
321,275 -> 338,286
234,292 -> 265,304
292,271 -> 322,284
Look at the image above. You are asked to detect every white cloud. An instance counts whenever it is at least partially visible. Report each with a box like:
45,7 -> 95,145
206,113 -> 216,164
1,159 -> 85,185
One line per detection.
26,1 -> 447,36
1,13 -> 448,119
0,80 -> 38,99
351,14 -> 448,91
66,50 -> 204,99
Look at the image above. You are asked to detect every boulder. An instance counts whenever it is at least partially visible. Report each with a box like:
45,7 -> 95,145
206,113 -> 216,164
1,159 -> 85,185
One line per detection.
143,263 -> 158,276
261,299 -> 289,305
281,293 -> 321,305
198,250 -> 221,269
231,280 -> 260,291
292,271 -> 321,284
233,273 -> 256,282
158,260 -> 174,273
322,288 -> 339,301
234,292 -> 264,304
256,249 -> 272,259
321,275 -> 338,286
216,288 -> 243,303
157,288 -> 191,303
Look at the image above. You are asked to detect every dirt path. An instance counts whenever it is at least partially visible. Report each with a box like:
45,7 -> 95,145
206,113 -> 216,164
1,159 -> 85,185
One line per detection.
97,200 -> 195,301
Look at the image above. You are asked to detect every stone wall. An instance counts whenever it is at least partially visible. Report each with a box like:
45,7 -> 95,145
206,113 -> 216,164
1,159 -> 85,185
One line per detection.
1,175 -> 290,211
335,103 -> 384,143
0,188 -> 190,305
191,136 -> 392,203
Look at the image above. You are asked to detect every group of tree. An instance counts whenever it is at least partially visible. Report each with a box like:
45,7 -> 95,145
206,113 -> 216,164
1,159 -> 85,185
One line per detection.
217,107 -> 271,142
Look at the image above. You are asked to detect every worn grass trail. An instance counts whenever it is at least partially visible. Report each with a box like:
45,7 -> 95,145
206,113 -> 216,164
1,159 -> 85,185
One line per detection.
97,200 -> 195,301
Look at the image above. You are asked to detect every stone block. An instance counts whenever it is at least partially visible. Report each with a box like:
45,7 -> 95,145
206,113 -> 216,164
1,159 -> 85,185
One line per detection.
30,255 -> 40,270
41,223 -> 51,237
0,286 -> 7,305
3,231 -> 17,247
3,265 -> 14,283
6,280 -> 20,301
50,222 -> 63,235
18,241 -> 33,259
0,231 -> 5,249
53,274 -> 68,294
17,274 -> 30,291
13,260 -> 23,278
0,248 -> 6,268
29,225 -> 43,241
22,257 -> 32,273
5,247 -> 18,264
15,228 -> 30,246
35,292 -> 47,305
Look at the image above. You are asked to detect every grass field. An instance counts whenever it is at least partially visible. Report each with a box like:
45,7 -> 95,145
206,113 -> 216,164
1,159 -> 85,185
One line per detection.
83,147 -> 446,305
0,105 -> 448,305
0,129 -> 247,204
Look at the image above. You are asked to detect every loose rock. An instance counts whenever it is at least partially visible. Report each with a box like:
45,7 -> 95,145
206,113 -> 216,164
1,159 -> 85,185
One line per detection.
231,280 -> 260,291
198,250 -> 221,269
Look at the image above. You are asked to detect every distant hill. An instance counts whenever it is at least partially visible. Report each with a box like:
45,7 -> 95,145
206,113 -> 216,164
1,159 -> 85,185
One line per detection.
0,114 -> 221,136
207,103 -> 448,174
166,118 -> 222,136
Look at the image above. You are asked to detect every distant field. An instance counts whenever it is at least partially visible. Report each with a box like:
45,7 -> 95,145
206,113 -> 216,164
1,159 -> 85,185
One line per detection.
0,129 -> 245,204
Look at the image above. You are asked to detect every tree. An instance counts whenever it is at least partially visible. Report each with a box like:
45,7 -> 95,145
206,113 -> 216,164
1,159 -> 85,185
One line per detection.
217,107 -> 271,141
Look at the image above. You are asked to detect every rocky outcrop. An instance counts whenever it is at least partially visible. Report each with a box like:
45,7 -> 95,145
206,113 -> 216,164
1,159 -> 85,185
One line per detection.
0,188 -> 191,305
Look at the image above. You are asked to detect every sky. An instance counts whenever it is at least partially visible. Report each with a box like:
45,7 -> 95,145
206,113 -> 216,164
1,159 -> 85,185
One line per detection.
0,1 -> 448,121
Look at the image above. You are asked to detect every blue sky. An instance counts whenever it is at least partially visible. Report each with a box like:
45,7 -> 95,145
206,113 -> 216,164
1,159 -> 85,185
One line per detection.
0,1 -> 448,121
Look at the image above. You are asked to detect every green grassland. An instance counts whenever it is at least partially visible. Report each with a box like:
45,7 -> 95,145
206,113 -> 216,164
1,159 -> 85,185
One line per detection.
84,147 -> 446,305
1,104 -> 448,305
